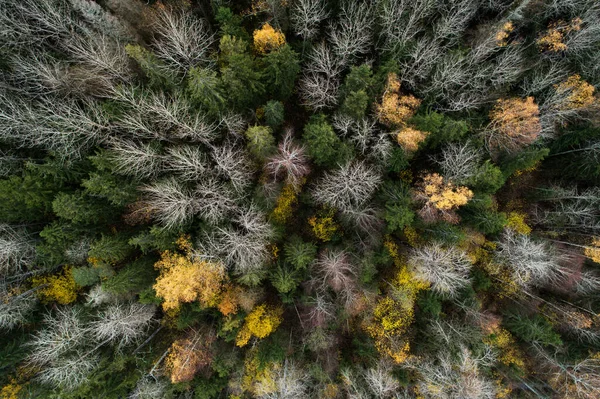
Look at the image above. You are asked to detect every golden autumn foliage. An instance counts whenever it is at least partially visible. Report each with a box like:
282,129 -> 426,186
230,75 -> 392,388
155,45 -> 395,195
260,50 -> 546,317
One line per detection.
537,18 -> 582,52
153,251 -> 226,311
253,23 -> 285,54
236,304 -> 283,347
584,237 -> 600,263
421,173 -> 473,211
272,184 -> 297,224
506,212 -> 531,235
362,240 -> 429,364
376,73 -> 421,127
396,127 -> 429,152
31,266 -> 78,305
413,173 -> 473,224
495,21 -> 514,47
0,379 -> 21,399
308,208 -> 339,242
488,97 -> 541,152
365,296 -> 413,364
554,74 -> 596,110
165,330 -> 216,383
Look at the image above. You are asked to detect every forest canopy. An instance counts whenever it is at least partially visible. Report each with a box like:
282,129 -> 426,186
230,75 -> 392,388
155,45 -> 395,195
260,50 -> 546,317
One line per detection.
1,0 -> 600,398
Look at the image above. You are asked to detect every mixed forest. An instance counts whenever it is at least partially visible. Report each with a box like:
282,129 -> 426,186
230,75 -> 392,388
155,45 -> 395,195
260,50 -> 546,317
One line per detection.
1,0 -> 600,398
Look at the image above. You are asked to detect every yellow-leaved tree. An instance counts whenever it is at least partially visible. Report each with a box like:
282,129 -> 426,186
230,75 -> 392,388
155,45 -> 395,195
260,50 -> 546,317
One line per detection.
376,73 -> 421,127
154,251 -> 226,311
253,23 -> 285,54
236,304 -> 283,347
413,173 -> 473,224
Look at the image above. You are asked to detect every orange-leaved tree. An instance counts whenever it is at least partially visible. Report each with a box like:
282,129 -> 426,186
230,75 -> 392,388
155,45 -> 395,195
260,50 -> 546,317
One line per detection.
165,329 -> 216,383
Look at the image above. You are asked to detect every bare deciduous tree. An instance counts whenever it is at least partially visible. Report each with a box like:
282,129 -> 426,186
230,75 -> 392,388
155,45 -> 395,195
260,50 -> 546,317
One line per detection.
255,360 -> 308,399
90,302 -> 156,348
28,307 -> 87,366
313,249 -> 357,293
129,377 -> 168,399
311,161 -> 381,213
0,284 -> 37,330
37,354 -> 99,391
408,345 -> 497,399
151,5 -> 214,75
164,145 -> 208,181
495,229 -> 564,289
194,178 -> 239,225
299,42 -> 342,110
142,178 -> 197,229
291,0 -> 329,40
377,0 -> 436,53
264,129 -> 311,189
408,243 -> 472,297
435,142 -> 482,185
328,1 -> 373,65
210,143 -> 254,193
109,139 -> 163,179
0,224 -> 35,274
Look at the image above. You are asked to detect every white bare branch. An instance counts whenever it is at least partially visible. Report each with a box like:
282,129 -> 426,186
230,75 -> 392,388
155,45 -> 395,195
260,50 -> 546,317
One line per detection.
408,243 -> 472,297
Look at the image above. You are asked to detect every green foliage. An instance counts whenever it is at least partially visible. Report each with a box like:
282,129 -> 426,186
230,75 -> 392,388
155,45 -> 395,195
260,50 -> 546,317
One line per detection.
88,234 -> 134,264
262,44 -> 300,100
102,257 -> 157,294
187,67 -> 226,115
52,191 -> 110,224
283,236 -> 317,270
270,264 -> 299,302
219,35 -> 264,109
421,223 -> 466,245
412,112 -> 468,148
505,313 -> 563,347
264,100 -> 285,127
125,44 -> 174,88
417,290 -> 442,318
215,7 -> 249,40
37,221 -> 88,266
460,195 -> 507,234
340,90 -> 370,120
245,125 -> 276,160
339,64 -> 374,119
302,114 -> 353,167
499,147 -> 550,178
472,268 -> 492,292
129,226 -> 181,254
381,181 -> 414,232
72,265 -> 112,287
82,172 -> 137,207
193,375 -> 227,399
386,147 -> 409,173
466,161 -> 506,194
